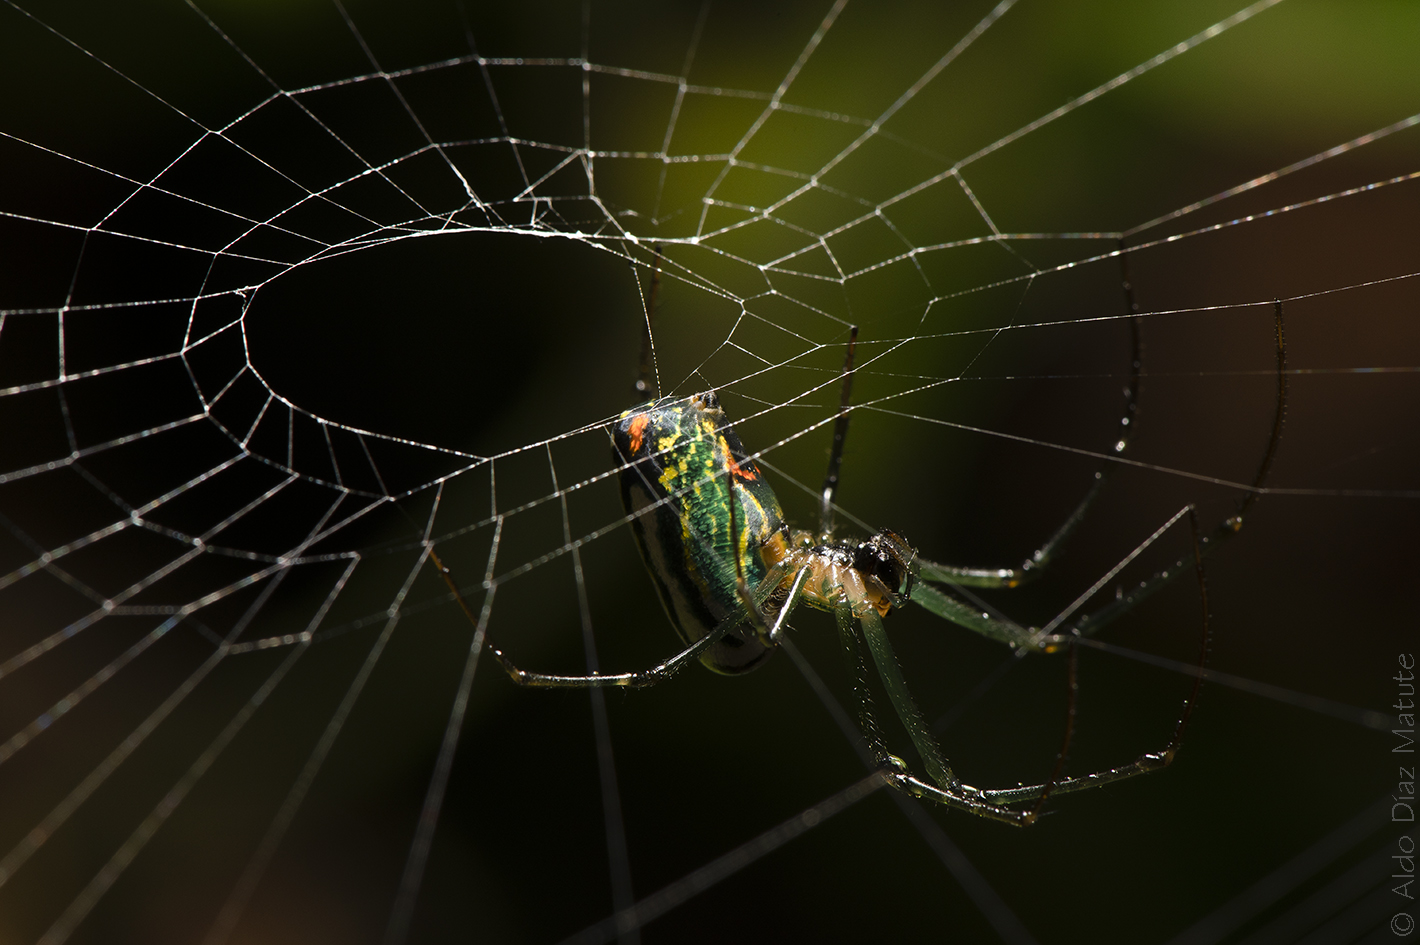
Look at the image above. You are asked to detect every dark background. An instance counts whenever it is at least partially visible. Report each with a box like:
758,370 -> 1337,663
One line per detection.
0,1 -> 1417,943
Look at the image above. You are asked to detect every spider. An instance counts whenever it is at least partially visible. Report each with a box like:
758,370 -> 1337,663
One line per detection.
430,273 -> 1287,827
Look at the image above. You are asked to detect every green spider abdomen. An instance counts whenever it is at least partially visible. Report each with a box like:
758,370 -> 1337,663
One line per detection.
613,393 -> 790,674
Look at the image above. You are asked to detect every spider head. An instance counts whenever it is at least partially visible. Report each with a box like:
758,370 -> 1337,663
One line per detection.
852,531 -> 915,613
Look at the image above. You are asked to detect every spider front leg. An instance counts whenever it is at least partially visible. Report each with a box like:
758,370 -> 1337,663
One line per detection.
813,323 -> 1078,595
901,501 -> 1199,654
812,300 -> 1133,593
1067,301 -> 1286,640
907,578 -> 1066,652
901,243 -> 1148,590
911,300 -> 1286,652
818,326 -> 858,537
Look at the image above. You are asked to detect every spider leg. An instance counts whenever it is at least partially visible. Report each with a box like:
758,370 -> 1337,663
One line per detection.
485,612 -> 734,689
829,625 -> 1042,825
428,545 -> 767,689
854,604 -> 958,791
764,566 -> 810,644
1070,300 -> 1284,639
888,648 -> 1076,825
907,581 -> 1053,650
845,588 -> 1140,823
955,506 -> 1212,808
818,326 -> 858,537
905,244 -> 1145,589
726,475 -> 809,645
834,602 -> 901,777
915,300 -> 1285,647
902,504 -> 1212,822
812,624 -> 1028,825
909,501 -> 1193,653
1017,243 -> 1145,576
633,243 -> 663,399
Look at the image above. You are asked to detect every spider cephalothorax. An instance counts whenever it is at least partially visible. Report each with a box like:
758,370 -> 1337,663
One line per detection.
770,531 -> 912,621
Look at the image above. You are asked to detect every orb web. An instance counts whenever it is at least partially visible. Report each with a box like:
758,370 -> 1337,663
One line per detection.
0,1 -> 1416,942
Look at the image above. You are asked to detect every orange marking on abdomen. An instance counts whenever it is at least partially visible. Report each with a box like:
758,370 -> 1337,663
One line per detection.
727,457 -> 758,482
722,440 -> 759,482
627,414 -> 649,453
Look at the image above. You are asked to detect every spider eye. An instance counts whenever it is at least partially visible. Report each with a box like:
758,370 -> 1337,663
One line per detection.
698,390 -> 722,412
